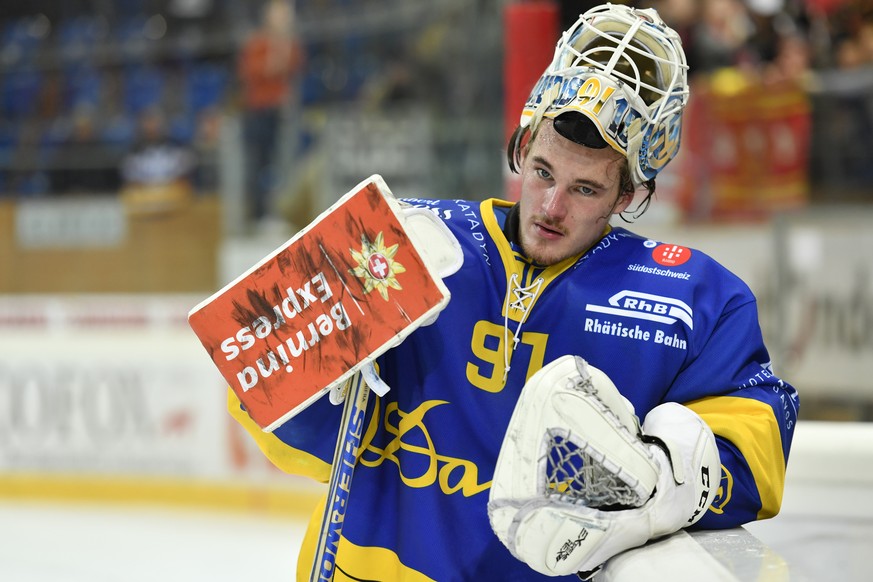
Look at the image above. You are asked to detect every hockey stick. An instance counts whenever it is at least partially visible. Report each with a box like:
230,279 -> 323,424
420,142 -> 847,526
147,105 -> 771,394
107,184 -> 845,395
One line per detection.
309,367 -> 373,582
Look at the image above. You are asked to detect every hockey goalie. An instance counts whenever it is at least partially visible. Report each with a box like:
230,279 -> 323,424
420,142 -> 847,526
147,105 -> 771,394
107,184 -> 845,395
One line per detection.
196,3 -> 798,581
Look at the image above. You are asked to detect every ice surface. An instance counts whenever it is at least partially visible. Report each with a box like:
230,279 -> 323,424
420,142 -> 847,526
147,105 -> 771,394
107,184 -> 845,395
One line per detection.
0,502 -> 306,582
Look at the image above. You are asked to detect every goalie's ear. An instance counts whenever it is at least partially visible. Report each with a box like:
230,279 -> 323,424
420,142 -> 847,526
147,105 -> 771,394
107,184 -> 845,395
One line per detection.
400,206 -> 464,279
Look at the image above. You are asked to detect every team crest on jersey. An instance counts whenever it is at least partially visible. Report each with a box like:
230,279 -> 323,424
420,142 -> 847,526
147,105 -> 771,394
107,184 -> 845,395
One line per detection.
707,465 -> 733,514
349,232 -> 406,301
586,290 -> 693,330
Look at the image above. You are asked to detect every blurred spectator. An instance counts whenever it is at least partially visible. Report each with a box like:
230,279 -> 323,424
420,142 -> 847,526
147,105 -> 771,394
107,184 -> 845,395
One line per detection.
191,104 -> 223,192
860,19 -> 873,63
362,55 -> 419,107
237,0 -> 304,231
360,46 -> 445,112
691,0 -> 755,73
764,32 -> 812,83
120,106 -> 196,208
49,104 -> 121,194
645,0 -> 699,45
835,35 -> 866,68
826,7 -> 873,69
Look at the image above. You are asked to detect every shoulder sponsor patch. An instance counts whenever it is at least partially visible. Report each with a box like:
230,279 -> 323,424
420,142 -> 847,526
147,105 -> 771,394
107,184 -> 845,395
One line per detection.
653,243 -> 692,267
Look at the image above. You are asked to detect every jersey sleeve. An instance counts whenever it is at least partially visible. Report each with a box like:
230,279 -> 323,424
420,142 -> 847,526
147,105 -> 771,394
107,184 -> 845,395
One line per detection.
227,387 -> 344,483
666,298 -> 798,529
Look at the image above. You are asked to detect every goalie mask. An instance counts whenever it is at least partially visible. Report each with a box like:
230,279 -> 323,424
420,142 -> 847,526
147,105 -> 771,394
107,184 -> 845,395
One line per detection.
518,4 -> 689,187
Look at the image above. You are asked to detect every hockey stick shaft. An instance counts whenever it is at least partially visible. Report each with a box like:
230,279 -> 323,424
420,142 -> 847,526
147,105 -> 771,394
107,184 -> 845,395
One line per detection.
309,370 -> 370,582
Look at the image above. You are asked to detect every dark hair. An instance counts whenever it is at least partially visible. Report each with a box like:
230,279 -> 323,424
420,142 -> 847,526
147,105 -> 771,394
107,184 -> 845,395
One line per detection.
506,122 -> 656,222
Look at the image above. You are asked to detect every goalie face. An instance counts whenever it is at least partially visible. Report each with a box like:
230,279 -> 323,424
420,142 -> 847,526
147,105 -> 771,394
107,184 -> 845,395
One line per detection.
517,119 -> 633,266
516,4 -> 689,188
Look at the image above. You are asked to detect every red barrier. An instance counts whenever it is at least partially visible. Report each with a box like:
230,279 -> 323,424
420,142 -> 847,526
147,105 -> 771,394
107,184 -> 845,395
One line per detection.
503,1 -> 559,200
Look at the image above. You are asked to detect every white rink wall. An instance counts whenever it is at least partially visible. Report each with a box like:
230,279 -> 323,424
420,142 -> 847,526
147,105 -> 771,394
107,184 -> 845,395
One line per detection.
0,294 -> 323,514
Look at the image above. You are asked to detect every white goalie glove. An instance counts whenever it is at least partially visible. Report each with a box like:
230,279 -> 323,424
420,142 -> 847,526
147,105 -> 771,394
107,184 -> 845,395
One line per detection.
488,355 -> 720,578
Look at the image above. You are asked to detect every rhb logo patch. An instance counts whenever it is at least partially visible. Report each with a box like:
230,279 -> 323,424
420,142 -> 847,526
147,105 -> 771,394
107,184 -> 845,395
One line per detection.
653,243 -> 691,267
586,290 -> 693,330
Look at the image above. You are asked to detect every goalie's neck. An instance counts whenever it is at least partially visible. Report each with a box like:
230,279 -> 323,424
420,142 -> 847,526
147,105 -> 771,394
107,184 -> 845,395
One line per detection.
500,202 -> 522,247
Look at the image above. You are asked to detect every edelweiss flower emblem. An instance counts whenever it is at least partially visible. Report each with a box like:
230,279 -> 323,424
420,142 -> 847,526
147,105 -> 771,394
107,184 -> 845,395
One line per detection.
349,232 -> 406,301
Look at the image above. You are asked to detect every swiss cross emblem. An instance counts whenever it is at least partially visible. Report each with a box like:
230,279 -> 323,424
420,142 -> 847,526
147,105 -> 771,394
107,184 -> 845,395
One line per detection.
368,253 -> 389,280
349,232 -> 407,301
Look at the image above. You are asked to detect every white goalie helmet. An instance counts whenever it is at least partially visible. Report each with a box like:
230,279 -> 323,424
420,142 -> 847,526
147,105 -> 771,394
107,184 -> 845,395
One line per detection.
519,3 -> 689,187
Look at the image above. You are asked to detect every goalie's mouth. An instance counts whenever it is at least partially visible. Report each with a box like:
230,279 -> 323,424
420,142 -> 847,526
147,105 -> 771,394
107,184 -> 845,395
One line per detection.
534,221 -> 565,240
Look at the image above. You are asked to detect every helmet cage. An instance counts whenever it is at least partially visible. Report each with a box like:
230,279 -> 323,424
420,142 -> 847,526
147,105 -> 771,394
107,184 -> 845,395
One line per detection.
519,4 -> 689,186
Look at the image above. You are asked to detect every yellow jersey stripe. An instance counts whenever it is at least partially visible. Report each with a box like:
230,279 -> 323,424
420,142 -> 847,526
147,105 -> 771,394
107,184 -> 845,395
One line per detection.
686,396 -> 785,519
227,388 -> 331,482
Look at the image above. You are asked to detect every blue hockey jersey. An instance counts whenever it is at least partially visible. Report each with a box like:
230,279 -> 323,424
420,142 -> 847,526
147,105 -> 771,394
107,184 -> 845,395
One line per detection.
230,197 -> 798,581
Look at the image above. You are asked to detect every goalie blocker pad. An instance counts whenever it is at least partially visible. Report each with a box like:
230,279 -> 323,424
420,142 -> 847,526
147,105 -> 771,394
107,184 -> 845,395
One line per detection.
188,175 -> 456,431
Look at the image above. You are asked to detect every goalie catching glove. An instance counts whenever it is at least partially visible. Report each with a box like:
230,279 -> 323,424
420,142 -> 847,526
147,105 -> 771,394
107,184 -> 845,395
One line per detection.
488,355 -> 720,578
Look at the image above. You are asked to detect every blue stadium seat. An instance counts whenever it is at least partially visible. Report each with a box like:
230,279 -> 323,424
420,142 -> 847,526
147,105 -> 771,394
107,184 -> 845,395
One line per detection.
1,69 -> 43,117
63,66 -> 103,110
301,69 -> 325,105
116,17 -> 149,63
169,114 -> 196,144
0,123 -> 19,165
186,63 -> 229,112
0,18 -> 44,67
18,171 -> 50,197
57,16 -> 104,65
101,114 -> 136,147
122,66 -> 165,113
